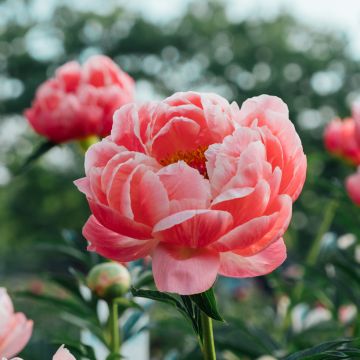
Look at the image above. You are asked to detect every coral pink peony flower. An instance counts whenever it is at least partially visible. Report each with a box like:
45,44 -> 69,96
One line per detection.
0,288 -> 33,358
75,92 -> 307,295
345,167 -> 360,205
25,55 -> 134,143
324,117 -> 360,165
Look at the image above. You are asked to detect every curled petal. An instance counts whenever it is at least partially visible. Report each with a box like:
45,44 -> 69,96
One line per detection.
219,238 -> 286,277
212,195 -> 292,255
153,209 -> 233,248
83,216 -> 157,262
88,199 -> 152,239
157,161 -> 211,209
211,180 -> 270,226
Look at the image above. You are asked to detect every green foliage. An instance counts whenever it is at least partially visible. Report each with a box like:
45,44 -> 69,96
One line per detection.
131,286 -> 222,345
284,338 -> 360,360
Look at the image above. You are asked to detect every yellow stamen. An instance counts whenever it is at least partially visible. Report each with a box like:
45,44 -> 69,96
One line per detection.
160,145 -> 208,177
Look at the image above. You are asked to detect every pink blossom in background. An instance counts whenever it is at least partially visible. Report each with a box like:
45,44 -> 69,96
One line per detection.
75,92 -> 307,295
0,288 -> 33,358
52,345 -> 76,360
352,101 -> 360,146
324,117 -> 360,165
345,167 -> 360,205
3,344 -> 76,360
25,55 -> 134,143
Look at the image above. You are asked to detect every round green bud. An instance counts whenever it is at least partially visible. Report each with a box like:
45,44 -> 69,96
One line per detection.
87,262 -> 131,300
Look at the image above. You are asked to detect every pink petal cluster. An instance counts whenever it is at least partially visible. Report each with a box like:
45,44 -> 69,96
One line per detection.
0,288 -> 33,358
324,117 -> 360,165
25,55 -> 134,143
345,167 -> 360,205
75,92 -> 307,295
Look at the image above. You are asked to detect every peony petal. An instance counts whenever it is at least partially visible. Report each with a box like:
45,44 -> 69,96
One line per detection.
152,243 -> 220,295
153,209 -> 233,248
130,169 -> 170,226
157,161 -> 211,207
73,177 -> 91,197
151,117 -> 201,160
52,345 -> 76,360
280,149 -> 307,200
83,216 -> 157,262
219,238 -> 286,277
84,137 -> 125,175
212,195 -> 292,255
211,180 -> 270,226
88,199 -> 152,239
111,104 -> 146,153
0,314 -> 33,358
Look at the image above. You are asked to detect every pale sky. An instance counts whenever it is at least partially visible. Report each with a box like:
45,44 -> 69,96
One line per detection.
125,0 -> 360,59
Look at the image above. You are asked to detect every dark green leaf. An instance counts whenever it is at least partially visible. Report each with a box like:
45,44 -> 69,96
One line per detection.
189,287 -> 224,322
131,287 -> 187,317
284,339 -> 354,360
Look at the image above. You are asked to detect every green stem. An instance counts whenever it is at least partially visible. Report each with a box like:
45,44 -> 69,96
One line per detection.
306,198 -> 339,266
200,311 -> 216,360
110,300 -> 120,354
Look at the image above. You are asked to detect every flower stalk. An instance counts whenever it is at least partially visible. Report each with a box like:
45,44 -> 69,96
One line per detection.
200,311 -> 216,360
109,300 -> 120,355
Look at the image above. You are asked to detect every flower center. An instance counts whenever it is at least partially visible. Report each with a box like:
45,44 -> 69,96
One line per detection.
159,145 -> 208,177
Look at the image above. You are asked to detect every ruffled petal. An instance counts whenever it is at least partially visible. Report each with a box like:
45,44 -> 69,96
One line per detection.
130,169 -> 170,226
157,161 -> 211,209
83,216 -> 157,262
88,199 -> 152,239
111,103 -> 146,153
153,209 -> 233,248
211,179 -> 270,226
152,243 -> 220,295
212,195 -> 292,255
219,238 -> 286,277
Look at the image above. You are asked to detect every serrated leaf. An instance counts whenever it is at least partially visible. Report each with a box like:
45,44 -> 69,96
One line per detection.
189,287 -> 224,322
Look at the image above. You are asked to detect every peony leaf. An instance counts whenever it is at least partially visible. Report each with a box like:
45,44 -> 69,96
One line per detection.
284,338 -> 357,360
189,287 -> 224,322
130,287 -> 188,317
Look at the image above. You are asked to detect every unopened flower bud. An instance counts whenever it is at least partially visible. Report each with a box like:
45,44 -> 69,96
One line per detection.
87,262 -> 130,300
